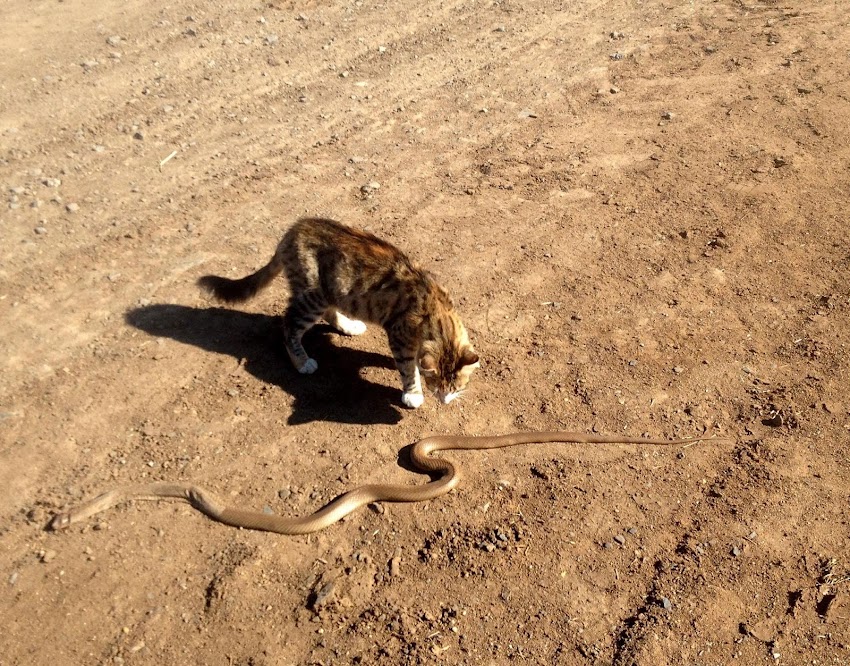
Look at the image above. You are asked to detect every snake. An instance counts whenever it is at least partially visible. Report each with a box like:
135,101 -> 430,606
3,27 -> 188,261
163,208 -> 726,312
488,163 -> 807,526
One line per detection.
49,431 -> 718,535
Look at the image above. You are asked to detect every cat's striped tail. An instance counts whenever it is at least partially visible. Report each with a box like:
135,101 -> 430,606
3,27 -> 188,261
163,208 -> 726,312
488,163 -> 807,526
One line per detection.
198,254 -> 285,304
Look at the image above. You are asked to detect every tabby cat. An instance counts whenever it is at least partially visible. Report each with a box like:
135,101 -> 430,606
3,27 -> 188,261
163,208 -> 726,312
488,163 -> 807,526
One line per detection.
198,218 -> 479,408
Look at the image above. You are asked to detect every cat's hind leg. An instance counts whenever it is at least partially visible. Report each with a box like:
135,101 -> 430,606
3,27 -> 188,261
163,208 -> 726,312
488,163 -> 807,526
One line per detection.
324,307 -> 367,336
283,292 -> 327,374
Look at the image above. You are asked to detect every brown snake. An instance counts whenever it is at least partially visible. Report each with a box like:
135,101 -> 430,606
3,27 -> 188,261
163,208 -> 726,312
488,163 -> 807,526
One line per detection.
49,431 -> 718,535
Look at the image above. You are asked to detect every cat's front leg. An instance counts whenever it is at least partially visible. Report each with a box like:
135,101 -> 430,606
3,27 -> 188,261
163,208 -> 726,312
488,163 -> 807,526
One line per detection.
387,336 -> 424,408
400,364 -> 424,408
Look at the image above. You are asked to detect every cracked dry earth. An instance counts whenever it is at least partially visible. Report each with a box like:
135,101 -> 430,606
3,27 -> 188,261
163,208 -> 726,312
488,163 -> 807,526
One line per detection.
2,0 -> 850,664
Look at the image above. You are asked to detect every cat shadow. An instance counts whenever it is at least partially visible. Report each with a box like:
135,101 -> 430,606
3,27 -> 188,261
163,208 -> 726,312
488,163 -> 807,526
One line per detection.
125,304 -> 403,426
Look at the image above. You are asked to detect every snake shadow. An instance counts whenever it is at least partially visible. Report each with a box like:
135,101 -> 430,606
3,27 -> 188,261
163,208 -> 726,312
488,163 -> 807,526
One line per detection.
125,304 -> 403,426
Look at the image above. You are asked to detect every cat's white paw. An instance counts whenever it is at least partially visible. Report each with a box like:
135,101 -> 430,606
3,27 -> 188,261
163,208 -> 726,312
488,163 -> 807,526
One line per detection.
401,391 -> 424,409
299,358 -> 319,374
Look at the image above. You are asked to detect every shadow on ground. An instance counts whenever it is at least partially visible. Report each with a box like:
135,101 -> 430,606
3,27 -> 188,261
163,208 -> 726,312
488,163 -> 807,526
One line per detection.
125,304 -> 403,426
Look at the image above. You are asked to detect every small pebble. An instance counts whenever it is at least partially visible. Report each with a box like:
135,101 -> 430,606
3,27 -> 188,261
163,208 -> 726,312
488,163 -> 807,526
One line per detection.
613,534 -> 626,545
34,226 -> 47,235
626,527 -> 637,535
106,35 -> 122,46
311,581 -> 335,610
262,505 -> 274,515
264,34 -> 279,45
277,488 -> 291,500
661,110 -> 675,120
66,202 -> 79,213
660,597 -> 672,611
133,131 -> 144,140
9,571 -> 19,585
227,388 -> 239,397
40,549 -> 57,563
43,178 -> 61,188
603,542 -> 614,550
731,545 -> 742,557
763,413 -> 783,427
673,366 -> 685,374
389,553 -> 402,577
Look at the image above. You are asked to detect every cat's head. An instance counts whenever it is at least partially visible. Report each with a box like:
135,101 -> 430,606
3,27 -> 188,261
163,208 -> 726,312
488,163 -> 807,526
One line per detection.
418,341 -> 480,404
417,280 -> 479,404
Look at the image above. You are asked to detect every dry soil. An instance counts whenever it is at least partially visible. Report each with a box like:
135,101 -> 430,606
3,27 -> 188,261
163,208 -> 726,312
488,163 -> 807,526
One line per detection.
1,0 -> 849,664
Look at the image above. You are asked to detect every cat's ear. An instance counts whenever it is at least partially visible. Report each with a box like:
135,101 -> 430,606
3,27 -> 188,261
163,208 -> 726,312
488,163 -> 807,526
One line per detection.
420,353 -> 438,374
459,348 -> 479,369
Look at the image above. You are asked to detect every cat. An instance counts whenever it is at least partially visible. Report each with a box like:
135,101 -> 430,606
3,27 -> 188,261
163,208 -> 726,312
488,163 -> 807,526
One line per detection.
198,218 -> 479,408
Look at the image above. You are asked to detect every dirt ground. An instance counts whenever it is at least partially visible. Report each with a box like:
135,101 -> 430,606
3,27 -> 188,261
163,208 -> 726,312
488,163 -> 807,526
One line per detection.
2,0 -> 849,664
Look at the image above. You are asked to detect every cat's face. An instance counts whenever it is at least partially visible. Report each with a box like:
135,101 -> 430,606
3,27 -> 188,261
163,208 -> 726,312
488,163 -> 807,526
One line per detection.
419,345 -> 480,404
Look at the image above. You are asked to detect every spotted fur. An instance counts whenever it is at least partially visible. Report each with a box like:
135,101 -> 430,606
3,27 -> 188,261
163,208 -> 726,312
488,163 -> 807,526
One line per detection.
198,218 -> 479,408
